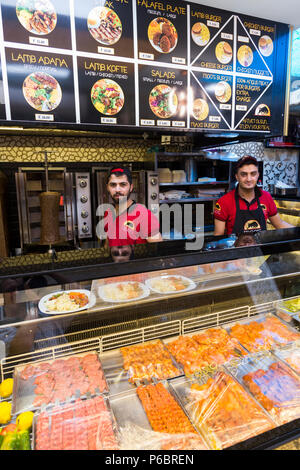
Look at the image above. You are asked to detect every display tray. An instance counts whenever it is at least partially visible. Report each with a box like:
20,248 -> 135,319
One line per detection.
33,395 -> 119,450
168,370 -> 275,450
271,343 -> 300,376
162,326 -> 248,377
108,381 -> 208,450
223,313 -> 300,354
11,352 -> 109,414
225,351 -> 300,426
100,339 -> 183,395
276,298 -> 300,324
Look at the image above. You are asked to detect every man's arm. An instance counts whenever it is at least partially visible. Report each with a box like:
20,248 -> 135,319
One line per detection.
269,213 -> 294,229
214,219 -> 226,236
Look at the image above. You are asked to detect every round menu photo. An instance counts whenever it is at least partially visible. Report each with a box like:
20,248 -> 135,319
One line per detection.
16,0 -> 57,35
191,22 -> 210,46
255,103 -> 271,116
148,17 -> 178,54
258,35 -> 274,57
215,81 -> 232,103
87,6 -> 122,45
23,72 -> 62,112
192,98 -> 209,121
237,45 -> 253,67
149,84 -> 178,119
91,79 -> 124,115
215,41 -> 233,64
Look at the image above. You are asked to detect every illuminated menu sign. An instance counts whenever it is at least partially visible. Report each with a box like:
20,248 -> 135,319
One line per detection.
0,0 -> 290,135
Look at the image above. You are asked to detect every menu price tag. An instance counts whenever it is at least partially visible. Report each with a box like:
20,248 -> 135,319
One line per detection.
139,53 -> 154,60
236,105 -> 247,111
101,117 -> 117,124
172,57 -> 186,64
238,36 -> 250,43
250,29 -> 261,36
172,121 -> 185,127
207,20 -> 219,28
157,120 -> 171,126
209,116 -> 221,122
98,47 -> 114,55
141,119 -> 155,126
29,37 -> 49,46
35,114 -> 54,121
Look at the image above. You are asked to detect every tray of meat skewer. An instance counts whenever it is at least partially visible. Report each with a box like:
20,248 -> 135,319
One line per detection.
33,395 -> 119,450
12,351 -> 109,414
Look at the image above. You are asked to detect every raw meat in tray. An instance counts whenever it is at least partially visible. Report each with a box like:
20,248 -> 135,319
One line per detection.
14,352 -> 108,412
34,396 -> 118,450
120,339 -> 182,384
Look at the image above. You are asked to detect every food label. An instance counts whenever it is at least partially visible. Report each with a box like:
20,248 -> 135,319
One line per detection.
101,117 -> 117,124
172,121 -> 185,127
139,52 -> 154,60
238,36 -> 250,43
172,57 -> 186,64
157,120 -> 171,126
141,119 -> 155,125
236,105 -> 247,111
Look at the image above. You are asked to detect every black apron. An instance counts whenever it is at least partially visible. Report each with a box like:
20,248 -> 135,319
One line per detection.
233,186 -> 266,235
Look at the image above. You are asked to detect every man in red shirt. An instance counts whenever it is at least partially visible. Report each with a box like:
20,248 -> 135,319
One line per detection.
101,166 -> 162,247
214,155 -> 294,236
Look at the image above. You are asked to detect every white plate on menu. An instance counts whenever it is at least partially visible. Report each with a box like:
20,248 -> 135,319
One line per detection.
98,281 -> 150,303
145,275 -> 196,295
38,289 -> 96,315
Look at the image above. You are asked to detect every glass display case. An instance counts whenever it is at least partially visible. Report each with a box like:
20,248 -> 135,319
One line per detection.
1,229 -> 300,450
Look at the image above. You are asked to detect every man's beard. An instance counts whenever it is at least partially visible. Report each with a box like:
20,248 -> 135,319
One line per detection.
112,193 -> 131,205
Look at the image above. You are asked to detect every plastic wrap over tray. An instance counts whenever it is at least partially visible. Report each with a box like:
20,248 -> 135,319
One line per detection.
163,326 -> 247,377
225,351 -> 300,426
33,396 -> 119,450
12,351 -> 108,414
168,370 -> 275,450
272,343 -> 300,375
109,382 -> 208,450
224,313 -> 300,354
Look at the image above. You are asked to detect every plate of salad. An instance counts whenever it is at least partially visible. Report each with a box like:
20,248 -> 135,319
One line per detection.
91,79 -> 124,115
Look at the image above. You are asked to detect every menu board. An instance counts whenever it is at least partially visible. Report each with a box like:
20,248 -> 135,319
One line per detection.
5,48 -> 76,122
1,0 -> 72,49
139,64 -> 187,128
0,0 -> 290,135
74,0 -> 134,58
77,56 -> 135,126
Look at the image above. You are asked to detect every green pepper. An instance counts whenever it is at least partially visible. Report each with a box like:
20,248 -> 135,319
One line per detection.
0,434 -> 4,448
16,430 -> 31,450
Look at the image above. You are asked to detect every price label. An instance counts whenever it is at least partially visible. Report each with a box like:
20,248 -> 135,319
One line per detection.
139,52 -> 154,60
236,105 -> 247,111
207,20 -> 219,28
238,36 -> 250,43
141,119 -> 155,126
35,114 -> 54,121
220,104 -> 231,110
98,46 -> 114,55
157,120 -> 171,126
221,33 -> 233,40
250,29 -> 261,36
101,117 -> 117,124
209,116 -> 221,122
172,121 -> 185,127
29,37 -> 49,46
172,57 -> 186,65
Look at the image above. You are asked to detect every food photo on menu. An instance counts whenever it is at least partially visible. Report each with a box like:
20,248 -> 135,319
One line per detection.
4,47 -> 76,122
0,0 -> 72,48
77,56 -> 135,126
189,4 -> 234,69
138,64 -> 187,128
189,71 -> 232,130
136,0 -> 187,64
74,0 -> 134,58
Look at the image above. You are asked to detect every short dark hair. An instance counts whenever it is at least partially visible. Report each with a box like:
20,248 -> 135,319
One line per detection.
235,155 -> 259,172
107,166 -> 132,184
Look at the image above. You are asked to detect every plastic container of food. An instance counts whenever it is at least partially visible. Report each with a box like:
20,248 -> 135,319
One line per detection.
168,370 -> 275,449
276,298 -> 300,323
33,395 -> 119,450
225,351 -> 300,425
12,352 -> 108,414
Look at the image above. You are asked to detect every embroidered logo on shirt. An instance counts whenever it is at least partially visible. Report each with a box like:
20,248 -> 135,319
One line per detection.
260,204 -> 267,212
124,220 -> 135,230
215,202 -> 221,211
244,220 -> 261,231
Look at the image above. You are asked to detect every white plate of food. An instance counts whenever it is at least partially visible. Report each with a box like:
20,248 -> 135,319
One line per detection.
98,281 -> 150,303
145,275 -> 196,295
38,289 -> 96,315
